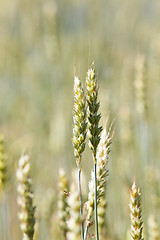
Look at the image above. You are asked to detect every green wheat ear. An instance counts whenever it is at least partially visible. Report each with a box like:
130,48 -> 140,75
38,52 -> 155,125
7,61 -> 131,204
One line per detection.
16,155 -> 35,240
129,180 -> 143,240
72,75 -> 87,168
86,64 -> 102,158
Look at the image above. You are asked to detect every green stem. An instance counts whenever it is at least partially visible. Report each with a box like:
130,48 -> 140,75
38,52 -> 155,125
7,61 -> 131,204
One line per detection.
84,224 -> 89,240
94,155 -> 99,240
78,166 -> 84,240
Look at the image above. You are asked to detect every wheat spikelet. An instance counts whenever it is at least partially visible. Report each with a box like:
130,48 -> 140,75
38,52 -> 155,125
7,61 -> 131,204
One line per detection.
72,75 -> 87,168
129,181 -> 143,240
16,155 -> 35,240
86,64 -> 102,157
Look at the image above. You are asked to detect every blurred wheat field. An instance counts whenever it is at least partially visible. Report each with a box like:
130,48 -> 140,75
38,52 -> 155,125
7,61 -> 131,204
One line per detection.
0,0 -> 160,240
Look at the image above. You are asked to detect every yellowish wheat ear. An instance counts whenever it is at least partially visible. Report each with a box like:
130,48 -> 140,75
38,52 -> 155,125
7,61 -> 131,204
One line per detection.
129,180 -> 143,240
16,155 -> 35,240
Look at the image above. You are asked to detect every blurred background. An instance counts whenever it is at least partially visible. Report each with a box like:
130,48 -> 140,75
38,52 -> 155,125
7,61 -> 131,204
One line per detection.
0,0 -> 160,239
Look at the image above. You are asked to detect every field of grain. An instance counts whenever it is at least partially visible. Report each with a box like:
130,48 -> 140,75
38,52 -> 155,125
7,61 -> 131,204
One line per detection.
0,1 -> 160,240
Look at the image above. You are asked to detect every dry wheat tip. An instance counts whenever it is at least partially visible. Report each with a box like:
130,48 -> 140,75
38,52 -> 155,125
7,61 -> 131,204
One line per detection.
67,183 -> 81,240
16,155 -> 35,240
86,125 -> 113,221
72,76 -> 87,168
129,181 -> 143,240
86,65 -> 102,158
0,135 -> 7,192
58,168 -> 69,238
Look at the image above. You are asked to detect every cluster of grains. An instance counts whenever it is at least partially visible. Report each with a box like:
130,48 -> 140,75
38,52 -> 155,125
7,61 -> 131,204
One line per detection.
148,215 -> 159,240
58,168 -> 69,238
86,125 -> 113,221
0,135 -> 7,193
72,75 -> 87,168
129,181 -> 143,240
86,64 -> 102,158
134,54 -> 147,120
16,155 -> 35,240
67,183 -> 81,240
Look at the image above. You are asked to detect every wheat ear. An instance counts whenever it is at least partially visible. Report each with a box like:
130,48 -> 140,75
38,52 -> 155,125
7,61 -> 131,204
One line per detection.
16,155 -> 35,240
129,180 -> 143,240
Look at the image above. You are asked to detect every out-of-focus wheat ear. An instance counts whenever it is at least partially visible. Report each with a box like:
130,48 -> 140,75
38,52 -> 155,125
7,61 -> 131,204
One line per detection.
43,1 -> 59,62
148,215 -> 159,240
98,196 -> 107,238
67,183 -> 81,240
0,135 -> 7,195
129,180 -> 143,240
16,155 -> 35,240
134,54 -> 147,121
58,168 -> 69,239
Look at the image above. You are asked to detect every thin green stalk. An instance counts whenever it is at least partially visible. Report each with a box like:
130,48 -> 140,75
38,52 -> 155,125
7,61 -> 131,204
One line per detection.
78,166 -> 84,240
84,225 -> 88,240
94,155 -> 99,240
